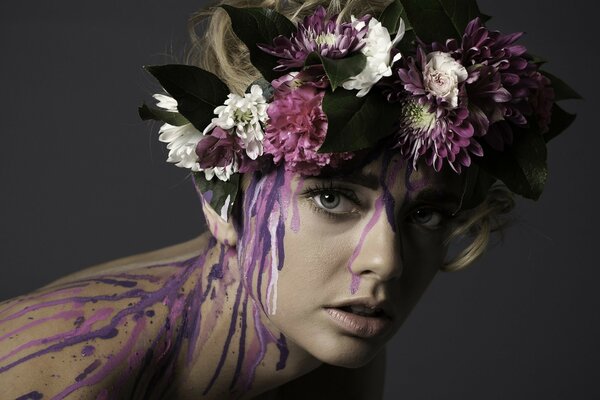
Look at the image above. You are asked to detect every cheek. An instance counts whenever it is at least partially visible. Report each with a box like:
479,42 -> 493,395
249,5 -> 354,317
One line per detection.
236,169 -> 302,315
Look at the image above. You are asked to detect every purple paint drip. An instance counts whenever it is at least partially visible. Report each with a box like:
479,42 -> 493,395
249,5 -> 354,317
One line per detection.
0,308 -> 112,365
75,359 -> 101,382
15,391 -> 44,400
2,212 -> 289,398
347,196 -> 386,294
290,178 -> 304,233
229,297 -> 248,390
379,151 -> 403,232
203,282 -> 244,395
93,279 -> 137,288
0,310 -> 82,342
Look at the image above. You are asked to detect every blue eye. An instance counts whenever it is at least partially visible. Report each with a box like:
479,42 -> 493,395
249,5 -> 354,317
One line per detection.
307,188 -> 360,216
316,192 -> 341,210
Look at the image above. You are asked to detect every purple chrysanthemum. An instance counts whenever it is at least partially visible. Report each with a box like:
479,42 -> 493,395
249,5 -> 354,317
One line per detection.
394,98 -> 484,173
388,48 -> 482,173
385,17 -> 554,172
433,18 -> 545,150
259,6 -> 369,71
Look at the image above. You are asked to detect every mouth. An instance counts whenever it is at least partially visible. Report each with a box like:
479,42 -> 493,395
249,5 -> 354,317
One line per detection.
324,302 -> 393,339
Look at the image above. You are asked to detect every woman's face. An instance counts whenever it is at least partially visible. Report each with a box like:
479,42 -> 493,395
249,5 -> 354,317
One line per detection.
236,151 -> 465,368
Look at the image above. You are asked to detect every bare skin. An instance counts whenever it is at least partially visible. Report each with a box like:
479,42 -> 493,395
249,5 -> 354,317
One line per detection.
0,153 -> 463,399
0,235 -> 383,399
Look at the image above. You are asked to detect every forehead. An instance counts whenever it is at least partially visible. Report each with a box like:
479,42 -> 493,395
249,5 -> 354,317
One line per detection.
321,151 -> 466,200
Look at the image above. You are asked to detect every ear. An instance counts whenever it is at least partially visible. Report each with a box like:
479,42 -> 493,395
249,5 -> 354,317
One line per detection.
200,195 -> 238,247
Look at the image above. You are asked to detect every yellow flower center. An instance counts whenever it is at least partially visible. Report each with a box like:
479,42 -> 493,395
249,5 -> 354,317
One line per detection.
403,100 -> 437,132
315,33 -> 337,47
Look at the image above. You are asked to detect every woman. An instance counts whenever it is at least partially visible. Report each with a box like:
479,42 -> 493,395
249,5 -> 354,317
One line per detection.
0,0 -> 577,398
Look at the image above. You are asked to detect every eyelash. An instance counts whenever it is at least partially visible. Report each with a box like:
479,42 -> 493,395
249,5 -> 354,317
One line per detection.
302,183 -> 457,228
406,206 -> 455,230
302,183 -> 362,220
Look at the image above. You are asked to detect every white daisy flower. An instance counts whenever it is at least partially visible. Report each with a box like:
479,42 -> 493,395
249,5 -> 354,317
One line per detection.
158,123 -> 204,171
343,17 -> 406,97
154,93 -> 205,172
204,85 -> 268,160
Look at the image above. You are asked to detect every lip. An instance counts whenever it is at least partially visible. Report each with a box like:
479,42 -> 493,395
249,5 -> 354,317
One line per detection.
324,305 -> 393,339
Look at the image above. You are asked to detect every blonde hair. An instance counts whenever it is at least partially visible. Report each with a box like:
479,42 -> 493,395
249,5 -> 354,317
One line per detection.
185,0 -> 516,272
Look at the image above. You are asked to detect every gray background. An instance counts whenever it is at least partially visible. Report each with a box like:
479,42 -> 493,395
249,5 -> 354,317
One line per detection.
0,1 -> 597,398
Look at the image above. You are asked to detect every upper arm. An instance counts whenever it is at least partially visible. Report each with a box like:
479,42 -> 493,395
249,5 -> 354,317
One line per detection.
0,266 -> 185,399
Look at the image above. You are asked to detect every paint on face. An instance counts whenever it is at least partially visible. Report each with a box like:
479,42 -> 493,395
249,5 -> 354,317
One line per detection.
237,168 -> 297,316
346,152 -> 405,294
0,237 -> 288,398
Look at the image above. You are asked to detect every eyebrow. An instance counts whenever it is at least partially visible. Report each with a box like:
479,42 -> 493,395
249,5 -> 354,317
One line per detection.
408,187 -> 464,210
311,171 -> 380,190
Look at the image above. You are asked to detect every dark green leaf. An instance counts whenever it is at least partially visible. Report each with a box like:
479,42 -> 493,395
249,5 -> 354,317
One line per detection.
193,172 -> 241,222
545,104 -> 577,143
380,0 -> 412,34
542,71 -> 582,101
221,5 -> 296,81
461,166 -> 496,209
138,103 -> 190,126
305,52 -> 367,91
319,91 -> 402,153
144,65 -> 229,132
527,53 -> 547,66
476,127 -> 548,200
399,0 -> 487,42
396,30 -> 417,56
248,78 -> 274,101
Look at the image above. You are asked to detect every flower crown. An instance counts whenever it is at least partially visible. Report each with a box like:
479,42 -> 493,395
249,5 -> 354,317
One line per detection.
140,0 -> 578,220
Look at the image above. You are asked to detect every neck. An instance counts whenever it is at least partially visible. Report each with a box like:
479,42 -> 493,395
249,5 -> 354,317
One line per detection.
176,233 -> 320,399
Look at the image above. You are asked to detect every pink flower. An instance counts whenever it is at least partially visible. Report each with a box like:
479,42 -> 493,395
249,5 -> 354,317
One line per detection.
264,75 -> 353,176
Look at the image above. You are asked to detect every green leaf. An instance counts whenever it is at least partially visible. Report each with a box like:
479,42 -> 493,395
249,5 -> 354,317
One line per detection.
527,53 -> 547,66
476,127 -> 548,200
380,0 -> 412,34
544,104 -> 577,143
319,91 -> 402,153
305,52 -> 367,91
399,0 -> 487,42
144,65 -> 230,132
542,71 -> 582,101
221,5 -> 296,82
193,172 -> 241,222
461,166 -> 496,210
396,29 -> 417,56
138,103 -> 190,126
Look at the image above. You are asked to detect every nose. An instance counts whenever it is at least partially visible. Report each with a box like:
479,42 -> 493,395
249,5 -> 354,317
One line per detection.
347,198 -> 403,282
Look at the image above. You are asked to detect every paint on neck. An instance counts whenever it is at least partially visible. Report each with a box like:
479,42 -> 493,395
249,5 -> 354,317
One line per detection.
0,238 -> 288,398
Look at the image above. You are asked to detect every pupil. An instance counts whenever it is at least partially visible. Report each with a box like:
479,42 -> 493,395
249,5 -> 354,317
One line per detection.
320,193 -> 340,209
415,209 -> 432,222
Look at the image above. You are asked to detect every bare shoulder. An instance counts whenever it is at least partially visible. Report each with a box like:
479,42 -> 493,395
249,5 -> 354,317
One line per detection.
257,350 -> 386,400
0,235 -> 212,399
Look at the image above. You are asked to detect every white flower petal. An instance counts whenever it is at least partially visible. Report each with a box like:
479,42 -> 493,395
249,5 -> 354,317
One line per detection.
343,17 -> 405,97
153,94 -> 178,112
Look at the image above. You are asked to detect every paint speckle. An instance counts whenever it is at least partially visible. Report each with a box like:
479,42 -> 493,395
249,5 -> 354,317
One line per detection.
81,345 -> 95,357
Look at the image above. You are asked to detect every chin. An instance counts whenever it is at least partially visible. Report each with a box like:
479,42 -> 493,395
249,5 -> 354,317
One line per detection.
307,333 -> 385,368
